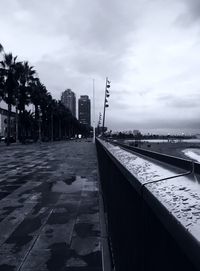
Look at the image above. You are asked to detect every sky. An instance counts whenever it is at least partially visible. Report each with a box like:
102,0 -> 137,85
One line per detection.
0,0 -> 200,134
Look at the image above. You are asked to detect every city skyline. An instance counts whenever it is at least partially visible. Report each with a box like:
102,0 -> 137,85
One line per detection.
1,0 -> 200,133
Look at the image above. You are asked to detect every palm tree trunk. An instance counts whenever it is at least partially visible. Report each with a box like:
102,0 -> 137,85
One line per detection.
7,103 -> 11,146
34,105 -> 39,141
38,116 -> 42,143
59,120 -> 61,140
51,112 -> 53,142
15,103 -> 19,143
21,107 -> 26,144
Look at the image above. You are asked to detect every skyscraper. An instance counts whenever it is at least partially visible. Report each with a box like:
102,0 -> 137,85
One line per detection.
61,89 -> 76,117
78,95 -> 91,127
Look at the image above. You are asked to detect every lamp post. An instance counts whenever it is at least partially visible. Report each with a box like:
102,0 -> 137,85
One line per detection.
92,79 -> 95,144
102,77 -> 110,136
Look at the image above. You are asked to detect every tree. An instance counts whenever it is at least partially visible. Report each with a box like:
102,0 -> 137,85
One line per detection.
0,43 -> 4,54
0,43 -> 4,103
0,43 -> 86,144
0,53 -> 19,145
17,61 -> 35,143
40,90 -> 52,141
47,98 -> 57,141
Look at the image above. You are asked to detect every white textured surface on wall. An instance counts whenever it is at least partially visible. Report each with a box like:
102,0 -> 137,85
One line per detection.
0,115 -> 1,135
0,100 -> 7,110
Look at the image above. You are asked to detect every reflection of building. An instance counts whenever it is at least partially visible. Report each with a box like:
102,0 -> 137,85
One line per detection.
0,108 -> 16,137
78,95 -> 91,127
61,89 -> 76,117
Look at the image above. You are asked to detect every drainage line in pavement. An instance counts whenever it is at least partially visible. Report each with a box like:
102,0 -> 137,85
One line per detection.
17,208 -> 54,271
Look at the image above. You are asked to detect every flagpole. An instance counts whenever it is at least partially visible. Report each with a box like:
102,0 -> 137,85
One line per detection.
93,79 -> 95,143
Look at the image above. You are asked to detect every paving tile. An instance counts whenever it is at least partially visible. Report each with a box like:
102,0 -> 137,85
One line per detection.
0,141 -> 103,270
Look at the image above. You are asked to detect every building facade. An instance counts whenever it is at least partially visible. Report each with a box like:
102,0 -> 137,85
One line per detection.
61,89 -> 76,117
78,95 -> 91,127
0,108 -> 16,137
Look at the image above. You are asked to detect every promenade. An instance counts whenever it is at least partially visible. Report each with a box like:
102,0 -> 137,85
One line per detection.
0,141 -> 103,271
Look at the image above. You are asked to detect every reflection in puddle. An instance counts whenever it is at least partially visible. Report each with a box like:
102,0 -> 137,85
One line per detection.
63,176 -> 76,185
52,176 -> 86,193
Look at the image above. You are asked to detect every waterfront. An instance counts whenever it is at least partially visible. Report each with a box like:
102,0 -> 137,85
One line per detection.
182,148 -> 200,163
125,138 -> 200,144
124,140 -> 200,161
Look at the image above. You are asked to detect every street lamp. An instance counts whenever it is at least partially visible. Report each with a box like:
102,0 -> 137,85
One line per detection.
102,77 -> 111,135
93,79 -> 95,143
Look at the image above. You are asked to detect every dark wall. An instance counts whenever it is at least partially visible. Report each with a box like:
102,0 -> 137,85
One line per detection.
96,139 -> 198,271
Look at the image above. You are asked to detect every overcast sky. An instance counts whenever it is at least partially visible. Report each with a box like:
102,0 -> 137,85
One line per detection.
1,0 -> 200,134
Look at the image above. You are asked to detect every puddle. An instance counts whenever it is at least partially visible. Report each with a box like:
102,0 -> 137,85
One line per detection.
63,176 -> 76,185
52,176 -> 86,193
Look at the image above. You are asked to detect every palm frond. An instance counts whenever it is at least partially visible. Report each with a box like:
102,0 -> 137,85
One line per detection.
0,43 -> 4,53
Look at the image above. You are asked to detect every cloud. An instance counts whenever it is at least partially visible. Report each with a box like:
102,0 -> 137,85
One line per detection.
157,93 -> 200,108
1,0 -> 200,133
175,0 -> 200,27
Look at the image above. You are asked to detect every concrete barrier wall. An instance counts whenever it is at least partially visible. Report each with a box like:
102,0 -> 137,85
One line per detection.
96,139 -> 200,271
113,141 -> 193,171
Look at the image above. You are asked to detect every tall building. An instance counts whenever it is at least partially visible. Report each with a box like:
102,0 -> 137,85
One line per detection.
61,89 -> 76,117
78,95 -> 91,127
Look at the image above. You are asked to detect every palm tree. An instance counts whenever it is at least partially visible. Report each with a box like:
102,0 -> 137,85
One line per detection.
0,53 -> 19,145
29,78 -> 42,141
21,110 -> 35,139
47,98 -> 57,141
0,43 -> 5,103
39,87 -> 52,141
0,68 -> 4,102
0,43 -> 4,54
17,61 -> 35,143
0,43 -> 87,143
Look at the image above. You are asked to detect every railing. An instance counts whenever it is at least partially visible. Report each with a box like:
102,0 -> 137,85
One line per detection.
96,138 -> 200,271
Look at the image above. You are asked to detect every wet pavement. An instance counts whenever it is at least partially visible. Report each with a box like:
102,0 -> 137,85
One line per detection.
0,141 -> 102,271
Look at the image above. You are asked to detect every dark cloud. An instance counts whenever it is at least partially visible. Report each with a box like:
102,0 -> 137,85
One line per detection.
14,0 -> 137,56
19,0 -> 139,104
61,0 -> 137,53
175,0 -> 200,26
